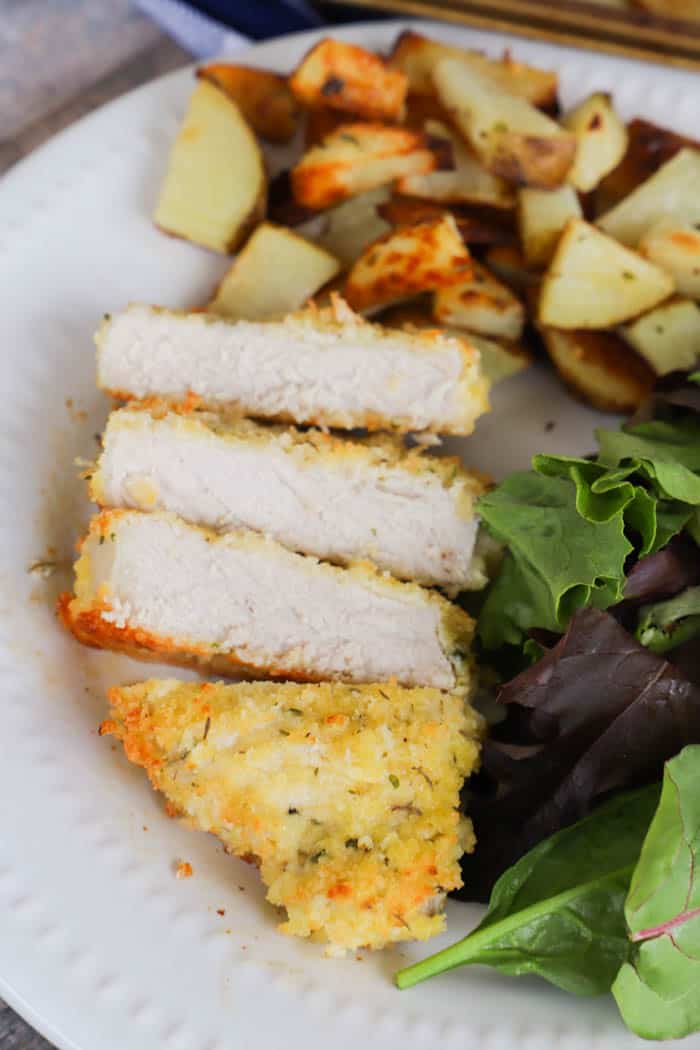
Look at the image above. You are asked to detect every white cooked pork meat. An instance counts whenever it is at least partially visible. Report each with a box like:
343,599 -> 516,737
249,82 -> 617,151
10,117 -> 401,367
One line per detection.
90,405 -> 487,591
60,510 -> 474,689
96,299 -> 489,435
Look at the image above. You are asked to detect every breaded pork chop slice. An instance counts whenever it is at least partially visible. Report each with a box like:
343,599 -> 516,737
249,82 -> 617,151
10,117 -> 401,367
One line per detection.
101,679 -> 483,951
60,510 -> 474,690
91,405 -> 488,592
96,299 -> 489,436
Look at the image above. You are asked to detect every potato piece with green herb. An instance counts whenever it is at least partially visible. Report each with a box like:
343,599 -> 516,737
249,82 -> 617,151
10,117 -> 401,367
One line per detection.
639,219 -> 700,299
433,58 -> 575,189
290,38 -> 407,121
620,298 -> 700,375
208,224 -> 340,320
562,92 -> 628,193
540,327 -> 655,412
291,123 -> 450,210
396,121 -> 515,210
387,31 -> 558,109
517,184 -> 582,266
154,80 -> 266,254
597,148 -> 700,247
434,261 -> 525,341
344,214 -> 470,313
539,219 -> 674,328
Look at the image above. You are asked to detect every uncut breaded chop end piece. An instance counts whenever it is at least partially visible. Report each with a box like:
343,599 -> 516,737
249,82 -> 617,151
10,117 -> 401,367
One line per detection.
91,405 -> 488,591
60,510 -> 474,690
96,299 -> 489,435
101,679 -> 483,950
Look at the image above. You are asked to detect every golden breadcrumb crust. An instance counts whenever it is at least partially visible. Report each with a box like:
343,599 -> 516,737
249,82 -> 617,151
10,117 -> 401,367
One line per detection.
102,678 -> 483,951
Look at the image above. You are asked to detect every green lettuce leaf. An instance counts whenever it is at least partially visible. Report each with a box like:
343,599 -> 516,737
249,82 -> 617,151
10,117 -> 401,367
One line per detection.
477,472 -> 631,649
636,585 -> 700,653
613,746 -> 700,1041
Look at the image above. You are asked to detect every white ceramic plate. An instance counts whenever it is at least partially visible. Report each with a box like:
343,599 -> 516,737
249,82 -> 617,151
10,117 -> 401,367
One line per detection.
1,19 -> 698,1050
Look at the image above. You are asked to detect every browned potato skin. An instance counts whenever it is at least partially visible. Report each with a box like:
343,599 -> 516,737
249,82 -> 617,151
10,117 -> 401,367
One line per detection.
378,195 -> 515,246
291,124 -> 451,210
539,327 -> 655,413
304,107 -> 345,148
197,64 -> 300,144
343,216 -> 471,312
387,31 -> 558,111
485,131 -> 577,190
594,118 -> 700,216
290,38 -> 408,121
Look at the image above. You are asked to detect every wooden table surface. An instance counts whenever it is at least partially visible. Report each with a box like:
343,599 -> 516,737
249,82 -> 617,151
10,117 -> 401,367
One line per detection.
1,2 -> 189,1045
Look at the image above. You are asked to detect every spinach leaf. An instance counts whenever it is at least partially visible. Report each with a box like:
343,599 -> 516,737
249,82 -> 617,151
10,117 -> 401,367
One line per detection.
477,473 -> 631,650
636,585 -> 700,653
396,786 -> 660,994
613,746 -> 700,1041
460,609 -> 700,899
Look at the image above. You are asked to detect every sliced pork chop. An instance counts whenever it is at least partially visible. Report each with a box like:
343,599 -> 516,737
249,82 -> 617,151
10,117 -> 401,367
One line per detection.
91,405 -> 487,591
101,678 -> 483,951
96,299 -> 489,435
60,510 -> 474,689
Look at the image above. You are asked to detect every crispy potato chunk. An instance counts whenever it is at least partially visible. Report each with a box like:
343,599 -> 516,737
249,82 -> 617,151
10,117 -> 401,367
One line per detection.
153,80 -> 266,254
304,106 -> 345,147
620,298 -> 700,375
290,38 -> 407,121
208,223 -> 340,320
594,118 -> 699,217
197,63 -> 300,143
344,214 -> 470,312
484,245 -> 541,294
387,31 -> 558,109
639,219 -> 700,299
303,187 -> 392,267
562,92 -> 628,193
291,123 -> 450,209
517,184 -> 582,267
597,148 -> 700,247
378,194 -> 514,245
539,219 -> 674,328
540,327 -> 655,412
434,261 -> 525,341
433,58 -> 575,189
396,120 -> 515,210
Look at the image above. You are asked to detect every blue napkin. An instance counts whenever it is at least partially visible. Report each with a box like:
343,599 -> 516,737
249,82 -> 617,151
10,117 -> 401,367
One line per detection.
133,0 -> 384,58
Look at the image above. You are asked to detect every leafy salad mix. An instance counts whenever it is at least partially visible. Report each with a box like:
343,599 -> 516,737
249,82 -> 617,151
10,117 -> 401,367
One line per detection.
396,370 -> 700,1042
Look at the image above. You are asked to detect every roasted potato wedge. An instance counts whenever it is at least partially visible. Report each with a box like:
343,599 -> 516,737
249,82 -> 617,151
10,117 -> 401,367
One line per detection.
387,31 -> 558,109
396,120 -> 515,210
433,58 -> 575,189
291,123 -> 450,210
197,63 -> 300,143
299,187 -> 391,267
639,219 -> 700,298
484,245 -> 541,294
635,0 -> 700,17
304,107 -> 345,147
517,184 -> 582,266
208,223 -> 341,320
154,80 -> 266,254
290,38 -> 408,121
620,298 -> 700,375
379,302 -> 531,383
540,327 -> 655,412
434,261 -> 525,340
344,214 -> 470,312
562,92 -> 628,193
379,195 -> 514,245
539,219 -> 674,328
597,148 -> 700,246
403,91 -> 453,129
594,118 -> 698,216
